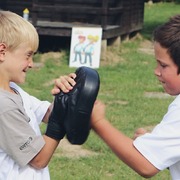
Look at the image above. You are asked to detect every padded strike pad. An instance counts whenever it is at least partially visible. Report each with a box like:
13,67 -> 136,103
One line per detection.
65,66 -> 100,145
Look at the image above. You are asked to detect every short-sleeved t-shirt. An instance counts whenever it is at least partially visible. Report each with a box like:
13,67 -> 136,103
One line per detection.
134,95 -> 180,179
0,83 -> 51,180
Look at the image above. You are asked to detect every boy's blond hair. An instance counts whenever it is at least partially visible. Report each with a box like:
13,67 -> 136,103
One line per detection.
0,10 -> 39,52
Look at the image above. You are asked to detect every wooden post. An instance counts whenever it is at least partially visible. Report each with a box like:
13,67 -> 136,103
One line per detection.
101,39 -> 107,60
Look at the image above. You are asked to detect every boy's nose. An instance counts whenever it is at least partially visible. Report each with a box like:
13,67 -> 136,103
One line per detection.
28,58 -> 34,68
154,67 -> 161,76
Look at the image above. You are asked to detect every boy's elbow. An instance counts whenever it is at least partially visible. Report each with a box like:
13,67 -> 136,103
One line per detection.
29,158 -> 48,170
138,171 -> 155,178
31,162 -> 47,170
136,166 -> 159,178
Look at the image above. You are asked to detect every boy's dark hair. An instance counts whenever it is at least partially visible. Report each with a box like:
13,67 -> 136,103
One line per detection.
153,14 -> 180,73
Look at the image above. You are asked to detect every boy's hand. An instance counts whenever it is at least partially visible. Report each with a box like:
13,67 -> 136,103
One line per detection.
51,73 -> 76,95
133,128 -> 147,140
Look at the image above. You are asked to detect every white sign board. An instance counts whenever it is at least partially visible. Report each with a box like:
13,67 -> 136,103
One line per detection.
69,27 -> 102,68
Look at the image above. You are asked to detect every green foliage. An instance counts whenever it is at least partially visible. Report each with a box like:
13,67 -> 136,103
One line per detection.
21,2 -> 179,179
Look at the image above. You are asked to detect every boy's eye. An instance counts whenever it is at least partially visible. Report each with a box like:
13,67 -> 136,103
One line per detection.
158,61 -> 167,68
26,54 -> 31,59
26,52 -> 33,58
160,63 -> 167,68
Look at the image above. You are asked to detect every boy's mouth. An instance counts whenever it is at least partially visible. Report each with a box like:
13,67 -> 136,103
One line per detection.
23,68 -> 28,72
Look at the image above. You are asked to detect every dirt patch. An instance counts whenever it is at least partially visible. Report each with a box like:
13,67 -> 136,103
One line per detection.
100,47 -> 124,66
144,92 -> 172,99
138,40 -> 154,55
40,51 -> 65,63
56,139 -> 98,159
34,62 -> 44,69
107,100 -> 129,105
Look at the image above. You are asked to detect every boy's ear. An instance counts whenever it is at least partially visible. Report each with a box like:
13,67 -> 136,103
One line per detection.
0,43 -> 7,61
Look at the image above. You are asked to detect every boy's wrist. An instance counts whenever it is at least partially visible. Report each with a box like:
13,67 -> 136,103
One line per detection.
91,118 -> 105,129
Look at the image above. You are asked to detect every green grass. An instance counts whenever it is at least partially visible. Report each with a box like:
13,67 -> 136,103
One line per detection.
142,2 -> 180,39
21,2 -> 180,179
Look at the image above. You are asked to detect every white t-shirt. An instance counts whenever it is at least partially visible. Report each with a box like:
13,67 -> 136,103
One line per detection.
0,82 -> 51,180
134,94 -> 180,179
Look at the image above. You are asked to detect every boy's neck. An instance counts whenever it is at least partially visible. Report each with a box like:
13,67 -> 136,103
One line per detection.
0,85 -> 17,94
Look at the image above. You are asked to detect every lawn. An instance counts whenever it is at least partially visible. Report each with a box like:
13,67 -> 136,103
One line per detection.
21,2 -> 180,179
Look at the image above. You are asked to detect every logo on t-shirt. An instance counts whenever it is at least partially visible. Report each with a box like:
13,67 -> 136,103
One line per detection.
19,137 -> 33,150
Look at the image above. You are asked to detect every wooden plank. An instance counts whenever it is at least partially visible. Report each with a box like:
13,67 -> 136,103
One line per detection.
33,5 -> 109,15
53,0 -> 103,6
108,7 -> 123,14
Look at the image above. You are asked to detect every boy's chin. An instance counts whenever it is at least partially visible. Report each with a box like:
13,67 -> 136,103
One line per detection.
15,79 -> 26,84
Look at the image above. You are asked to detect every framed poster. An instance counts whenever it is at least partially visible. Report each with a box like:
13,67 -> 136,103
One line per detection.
69,27 -> 102,68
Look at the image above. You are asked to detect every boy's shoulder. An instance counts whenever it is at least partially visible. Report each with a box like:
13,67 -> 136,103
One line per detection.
0,89 -> 22,113
169,94 -> 180,108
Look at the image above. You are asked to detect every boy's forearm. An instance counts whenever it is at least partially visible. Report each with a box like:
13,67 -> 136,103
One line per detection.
92,119 -> 159,178
29,135 -> 60,169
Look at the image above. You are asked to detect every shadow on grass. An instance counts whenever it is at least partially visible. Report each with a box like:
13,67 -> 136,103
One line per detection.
141,21 -> 164,40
